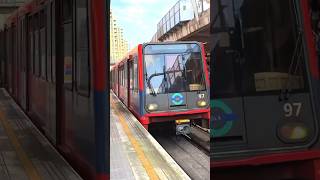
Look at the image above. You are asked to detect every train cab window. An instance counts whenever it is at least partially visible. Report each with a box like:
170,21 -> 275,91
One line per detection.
76,0 -> 90,95
40,10 -> 47,80
211,0 -> 308,97
34,14 -> 40,77
63,0 -> 73,89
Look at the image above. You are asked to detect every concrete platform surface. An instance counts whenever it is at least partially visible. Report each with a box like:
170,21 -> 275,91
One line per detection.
0,89 -> 82,180
110,92 -> 190,180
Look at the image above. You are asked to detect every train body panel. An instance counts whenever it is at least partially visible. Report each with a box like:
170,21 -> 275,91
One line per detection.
0,0 -> 108,179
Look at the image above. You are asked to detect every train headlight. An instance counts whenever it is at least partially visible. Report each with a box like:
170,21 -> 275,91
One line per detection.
147,104 -> 158,111
197,100 -> 207,107
279,123 -> 308,142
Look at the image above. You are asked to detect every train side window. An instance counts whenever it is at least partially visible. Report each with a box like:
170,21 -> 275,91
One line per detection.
47,5 -> 52,82
133,56 -> 138,92
40,10 -> 47,80
34,14 -> 40,77
29,16 -> 34,74
76,0 -> 90,95
52,2 -> 56,83
63,0 -> 72,22
63,0 -> 73,89
129,60 -> 134,90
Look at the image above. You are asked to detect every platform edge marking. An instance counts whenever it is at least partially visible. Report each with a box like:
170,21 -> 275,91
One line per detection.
0,111 -> 42,180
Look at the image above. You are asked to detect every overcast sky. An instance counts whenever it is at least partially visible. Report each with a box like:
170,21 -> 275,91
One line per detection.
111,0 -> 178,49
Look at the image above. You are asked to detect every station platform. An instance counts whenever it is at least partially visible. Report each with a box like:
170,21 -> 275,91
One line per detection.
0,89 -> 81,180
110,92 -> 190,180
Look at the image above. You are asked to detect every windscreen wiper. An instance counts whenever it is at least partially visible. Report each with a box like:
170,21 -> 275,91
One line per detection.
279,31 -> 303,101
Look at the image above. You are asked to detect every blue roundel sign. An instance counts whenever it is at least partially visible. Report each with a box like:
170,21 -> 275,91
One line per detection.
171,93 -> 184,105
211,100 -> 238,137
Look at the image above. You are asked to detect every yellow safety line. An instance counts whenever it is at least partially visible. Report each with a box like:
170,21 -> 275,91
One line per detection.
111,97 -> 159,180
0,111 -> 41,180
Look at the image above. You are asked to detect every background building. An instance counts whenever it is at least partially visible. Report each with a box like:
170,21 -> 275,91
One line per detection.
110,10 -> 128,66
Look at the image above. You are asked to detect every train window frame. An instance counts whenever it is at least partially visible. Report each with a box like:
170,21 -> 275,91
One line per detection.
62,0 -> 73,90
34,13 -> 40,77
129,59 -> 134,90
29,16 -> 34,74
133,56 -> 138,92
46,4 -> 52,82
40,10 -> 47,80
52,2 -> 56,83
75,0 -> 90,96
63,0 -> 73,22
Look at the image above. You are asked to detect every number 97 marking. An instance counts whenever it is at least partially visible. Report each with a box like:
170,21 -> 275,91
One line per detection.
284,103 -> 302,117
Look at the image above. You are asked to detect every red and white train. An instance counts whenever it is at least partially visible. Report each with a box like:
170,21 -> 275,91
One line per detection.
111,42 -> 210,135
0,0 -> 108,179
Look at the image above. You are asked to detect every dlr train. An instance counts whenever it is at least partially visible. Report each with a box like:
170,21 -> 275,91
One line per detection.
211,0 -> 320,179
0,0 -> 108,179
111,42 -> 210,135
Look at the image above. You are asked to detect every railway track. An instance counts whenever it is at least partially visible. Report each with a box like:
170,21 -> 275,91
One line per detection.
150,124 -> 210,180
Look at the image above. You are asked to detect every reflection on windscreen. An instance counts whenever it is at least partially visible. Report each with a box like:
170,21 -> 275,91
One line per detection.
211,0 -> 307,97
144,44 -> 206,95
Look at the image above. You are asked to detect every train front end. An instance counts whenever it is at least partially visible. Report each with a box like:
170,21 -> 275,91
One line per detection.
211,0 -> 320,179
141,42 -> 210,135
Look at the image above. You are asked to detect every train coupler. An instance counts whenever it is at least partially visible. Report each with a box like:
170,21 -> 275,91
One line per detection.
175,119 -> 191,139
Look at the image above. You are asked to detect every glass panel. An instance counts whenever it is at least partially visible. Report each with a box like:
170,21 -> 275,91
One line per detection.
134,57 -> 138,91
145,55 -> 166,94
40,28 -> 46,79
76,0 -> 89,94
211,0 -> 307,97
63,0 -> 72,21
34,23 -> 40,76
47,5 -> 52,82
64,23 -> 73,89
144,44 -> 206,94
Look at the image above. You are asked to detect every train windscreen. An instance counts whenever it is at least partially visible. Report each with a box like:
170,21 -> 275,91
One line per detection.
144,43 -> 206,95
211,0 -> 317,159
211,0 -> 308,98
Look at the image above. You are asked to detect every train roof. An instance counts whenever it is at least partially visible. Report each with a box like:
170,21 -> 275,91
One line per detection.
142,41 -> 200,46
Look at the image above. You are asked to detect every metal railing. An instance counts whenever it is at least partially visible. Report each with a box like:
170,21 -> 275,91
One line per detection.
0,0 -> 26,6
155,0 -> 209,40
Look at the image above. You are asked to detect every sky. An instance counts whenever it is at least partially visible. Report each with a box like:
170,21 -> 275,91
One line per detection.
111,0 -> 178,49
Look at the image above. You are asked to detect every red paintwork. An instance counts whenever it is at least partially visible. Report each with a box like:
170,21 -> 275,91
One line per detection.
138,44 -> 144,91
145,108 -> 210,117
201,43 -> 210,86
213,150 -> 320,168
91,0 -> 106,91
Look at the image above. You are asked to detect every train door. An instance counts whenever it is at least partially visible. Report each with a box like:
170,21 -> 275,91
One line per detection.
57,0 -> 74,148
12,24 -> 17,98
44,2 -> 57,143
17,18 -> 22,105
